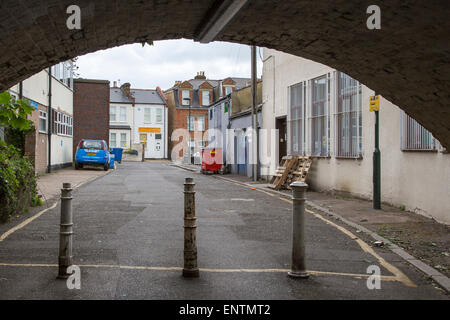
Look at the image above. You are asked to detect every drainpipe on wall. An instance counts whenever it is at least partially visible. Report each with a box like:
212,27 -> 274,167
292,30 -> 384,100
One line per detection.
251,46 -> 258,182
47,68 -> 52,173
19,81 -> 23,100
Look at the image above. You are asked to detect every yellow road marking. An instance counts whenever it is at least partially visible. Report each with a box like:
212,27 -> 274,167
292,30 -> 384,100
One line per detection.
308,209 -> 416,287
0,202 -> 58,242
262,194 -> 416,287
0,262 -> 399,281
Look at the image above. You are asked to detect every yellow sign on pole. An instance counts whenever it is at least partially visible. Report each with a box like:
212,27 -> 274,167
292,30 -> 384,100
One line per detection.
370,95 -> 380,112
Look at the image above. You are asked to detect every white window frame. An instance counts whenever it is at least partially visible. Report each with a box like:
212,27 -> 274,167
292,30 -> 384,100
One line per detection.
110,106 -> 117,122
110,133 -> 117,148
400,111 -> 438,151
334,72 -> 363,158
182,90 -> 190,106
39,110 -> 47,134
225,86 -> 233,95
197,116 -> 205,131
120,133 -> 127,148
288,81 -> 306,156
144,108 -> 152,123
187,115 -> 195,131
308,74 -> 331,157
202,90 -> 210,106
156,108 -> 163,123
55,111 -> 73,137
119,106 -> 127,122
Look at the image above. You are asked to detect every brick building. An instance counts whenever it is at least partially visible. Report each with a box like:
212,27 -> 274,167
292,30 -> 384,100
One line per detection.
165,72 -> 251,162
73,78 -> 110,158
9,61 -> 75,173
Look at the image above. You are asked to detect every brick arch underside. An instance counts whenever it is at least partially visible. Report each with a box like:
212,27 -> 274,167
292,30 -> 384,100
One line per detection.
0,0 -> 449,148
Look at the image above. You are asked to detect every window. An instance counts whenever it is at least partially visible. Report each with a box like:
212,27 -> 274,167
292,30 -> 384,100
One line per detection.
225,86 -> 233,95
202,90 -> 210,106
144,108 -> 151,122
120,133 -> 127,148
197,116 -> 205,131
81,140 -> 104,150
110,106 -> 116,122
110,133 -> 117,147
309,74 -> 330,157
155,134 -> 162,140
156,108 -> 162,123
400,111 -> 438,151
39,111 -> 47,133
187,115 -> 195,131
51,61 -> 74,89
52,110 -> 73,136
120,107 -> 127,122
182,90 -> 190,106
335,72 -> 362,158
288,82 -> 306,155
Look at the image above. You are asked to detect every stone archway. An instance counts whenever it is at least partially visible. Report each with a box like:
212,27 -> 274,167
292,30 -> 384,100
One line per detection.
0,0 -> 448,147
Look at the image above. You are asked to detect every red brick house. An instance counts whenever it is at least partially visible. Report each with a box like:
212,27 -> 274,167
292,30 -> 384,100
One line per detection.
165,72 -> 251,161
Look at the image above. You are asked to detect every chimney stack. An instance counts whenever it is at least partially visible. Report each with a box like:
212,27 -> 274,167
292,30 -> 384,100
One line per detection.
194,71 -> 206,80
113,81 -> 117,88
120,82 -> 133,99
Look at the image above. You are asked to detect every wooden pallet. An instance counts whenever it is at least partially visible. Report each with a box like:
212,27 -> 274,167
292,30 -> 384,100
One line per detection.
285,157 -> 312,189
268,156 -> 313,190
268,156 -> 298,190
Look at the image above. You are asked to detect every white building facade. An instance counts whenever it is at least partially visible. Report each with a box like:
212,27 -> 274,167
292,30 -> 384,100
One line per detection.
262,49 -> 449,224
8,61 -> 74,173
110,85 -> 168,159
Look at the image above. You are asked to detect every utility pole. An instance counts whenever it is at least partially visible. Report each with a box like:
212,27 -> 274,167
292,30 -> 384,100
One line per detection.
371,93 -> 381,209
251,46 -> 258,182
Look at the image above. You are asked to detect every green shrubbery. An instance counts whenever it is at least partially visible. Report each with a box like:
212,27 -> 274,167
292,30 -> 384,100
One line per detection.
0,140 -> 38,222
0,91 -> 37,223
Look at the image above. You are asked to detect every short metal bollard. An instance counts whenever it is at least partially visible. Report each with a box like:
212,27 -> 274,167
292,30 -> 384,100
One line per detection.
57,183 -> 74,279
183,177 -> 199,278
288,181 -> 309,279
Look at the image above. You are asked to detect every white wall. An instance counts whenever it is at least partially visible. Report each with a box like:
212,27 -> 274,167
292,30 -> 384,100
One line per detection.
133,104 -> 167,159
9,69 -> 74,167
49,75 -> 74,166
262,48 -> 450,224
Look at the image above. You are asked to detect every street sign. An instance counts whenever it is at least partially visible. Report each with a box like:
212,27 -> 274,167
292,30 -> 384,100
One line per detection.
370,95 -> 380,112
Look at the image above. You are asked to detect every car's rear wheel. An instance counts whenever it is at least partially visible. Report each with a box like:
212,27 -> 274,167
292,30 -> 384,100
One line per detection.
75,162 -> 81,170
104,163 -> 109,171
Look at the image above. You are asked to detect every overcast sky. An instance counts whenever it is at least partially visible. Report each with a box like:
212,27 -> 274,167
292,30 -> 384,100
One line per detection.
76,39 -> 263,91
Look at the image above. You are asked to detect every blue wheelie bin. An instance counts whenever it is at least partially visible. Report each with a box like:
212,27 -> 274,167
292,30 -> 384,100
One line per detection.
109,154 -> 116,169
111,148 -> 123,163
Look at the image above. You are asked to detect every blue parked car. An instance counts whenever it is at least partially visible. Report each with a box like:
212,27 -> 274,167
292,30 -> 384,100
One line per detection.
75,139 -> 110,171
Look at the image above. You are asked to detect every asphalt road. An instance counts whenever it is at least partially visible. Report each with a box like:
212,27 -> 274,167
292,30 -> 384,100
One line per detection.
0,162 -> 447,299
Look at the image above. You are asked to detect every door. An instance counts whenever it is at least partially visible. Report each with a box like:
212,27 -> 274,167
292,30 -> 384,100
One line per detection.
142,133 -> 164,159
276,117 -> 287,164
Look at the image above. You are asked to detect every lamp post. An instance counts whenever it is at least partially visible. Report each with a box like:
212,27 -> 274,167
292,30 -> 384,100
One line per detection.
183,97 -> 193,164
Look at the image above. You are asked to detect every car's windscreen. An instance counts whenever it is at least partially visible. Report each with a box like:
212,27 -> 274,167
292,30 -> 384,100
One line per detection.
81,141 -> 103,150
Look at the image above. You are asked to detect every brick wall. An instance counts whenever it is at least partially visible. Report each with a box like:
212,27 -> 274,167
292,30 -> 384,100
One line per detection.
73,79 -> 110,160
173,108 -> 209,158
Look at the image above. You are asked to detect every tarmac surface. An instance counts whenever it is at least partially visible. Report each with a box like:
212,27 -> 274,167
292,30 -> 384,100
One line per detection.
0,162 -> 448,299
